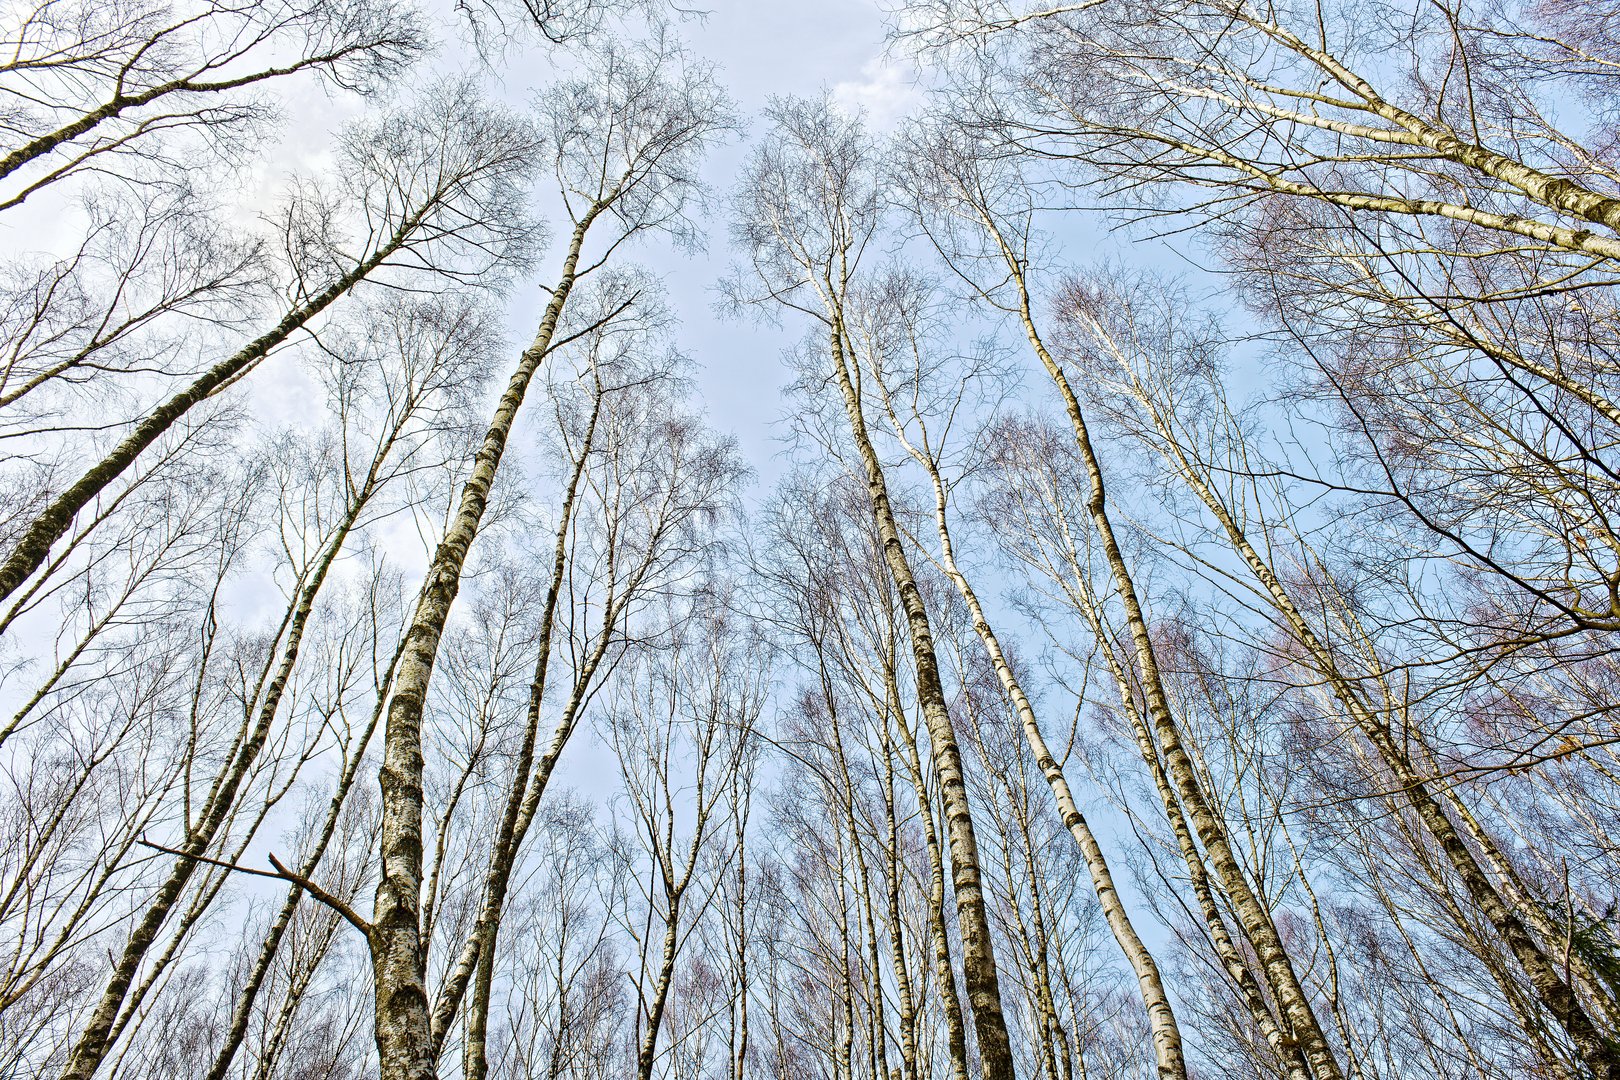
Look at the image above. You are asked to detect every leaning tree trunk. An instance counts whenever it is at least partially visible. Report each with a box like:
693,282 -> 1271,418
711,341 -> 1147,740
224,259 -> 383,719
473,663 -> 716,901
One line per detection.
1008,279 -> 1346,1080
1126,365 -> 1620,1080
0,207 -> 428,611
201,633 -> 401,1080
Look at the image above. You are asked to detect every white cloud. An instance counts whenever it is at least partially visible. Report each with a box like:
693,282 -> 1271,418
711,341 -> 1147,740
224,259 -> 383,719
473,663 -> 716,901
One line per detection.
832,55 -> 924,130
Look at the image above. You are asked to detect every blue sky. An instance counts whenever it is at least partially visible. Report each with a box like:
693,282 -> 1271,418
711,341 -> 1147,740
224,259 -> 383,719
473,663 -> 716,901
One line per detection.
570,0 -> 922,492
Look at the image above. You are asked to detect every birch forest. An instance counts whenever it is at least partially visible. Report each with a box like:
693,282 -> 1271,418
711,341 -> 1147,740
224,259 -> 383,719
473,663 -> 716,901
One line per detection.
3,0 -> 1619,1077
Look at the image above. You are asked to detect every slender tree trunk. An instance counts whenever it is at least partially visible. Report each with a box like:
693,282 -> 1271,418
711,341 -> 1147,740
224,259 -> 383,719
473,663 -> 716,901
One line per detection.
893,417 -> 1187,1080
730,776 -> 751,1080
879,737 -> 921,1080
635,896 -> 683,1080
825,310 -> 1016,1080
840,747 -> 890,1080
1011,288 -> 1344,1080
457,390 -> 603,1080
836,829 -> 858,1080
889,659 -> 972,1080
0,210 -> 425,609
445,631 -> 614,1065
1061,544 -> 1313,1080
371,207 -> 599,1080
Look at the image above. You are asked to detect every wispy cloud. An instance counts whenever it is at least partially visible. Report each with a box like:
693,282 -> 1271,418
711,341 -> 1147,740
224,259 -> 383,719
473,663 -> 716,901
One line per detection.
832,55 -> 923,130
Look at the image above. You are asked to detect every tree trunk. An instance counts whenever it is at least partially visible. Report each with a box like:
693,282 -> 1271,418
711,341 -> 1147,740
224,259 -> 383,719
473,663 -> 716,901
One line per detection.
824,312 -> 1015,1080
1134,374 -> 1620,1079
1013,291 -> 1345,1080
896,418 -> 1187,1080
0,209 -> 426,610
371,208 -> 598,1080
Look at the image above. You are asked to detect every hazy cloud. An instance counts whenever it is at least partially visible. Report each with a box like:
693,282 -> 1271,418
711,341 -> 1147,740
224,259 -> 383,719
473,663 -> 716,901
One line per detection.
832,55 -> 923,129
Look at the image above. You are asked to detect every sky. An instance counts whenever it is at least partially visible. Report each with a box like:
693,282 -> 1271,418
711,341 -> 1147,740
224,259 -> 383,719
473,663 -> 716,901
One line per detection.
537,0 -> 926,493
4,0 -> 1161,502
0,0 -> 1176,746
501,0 -> 920,797
0,0 -> 1220,683
627,2 -> 1194,494
0,0 -> 919,474
659,1 -> 920,485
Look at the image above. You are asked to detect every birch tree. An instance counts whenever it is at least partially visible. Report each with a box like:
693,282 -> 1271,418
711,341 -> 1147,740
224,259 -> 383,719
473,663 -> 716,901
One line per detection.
367,39 -> 732,1080
0,81 -> 540,611
728,98 -> 1017,1080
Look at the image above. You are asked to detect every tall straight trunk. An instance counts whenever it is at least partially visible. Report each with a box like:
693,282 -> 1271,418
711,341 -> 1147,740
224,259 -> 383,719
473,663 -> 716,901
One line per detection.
1023,840 -> 1073,1080
813,658 -> 892,1080
980,784 -> 1057,1080
0,208 -> 427,610
836,825 -> 858,1080
1010,287 -> 1345,1080
892,417 -> 1186,1080
887,626 -> 972,1080
952,207 -> 1314,1077
879,733 -> 921,1080
1062,549 -> 1312,1080
443,396 -> 679,1063
729,773 -> 751,1080
455,391 -> 603,1080
449,626 -> 615,1068
435,319 -> 677,1063
370,206 -> 600,1080
1019,822 -> 1067,1080
824,309 -> 1016,1080
840,743 -> 890,1080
